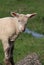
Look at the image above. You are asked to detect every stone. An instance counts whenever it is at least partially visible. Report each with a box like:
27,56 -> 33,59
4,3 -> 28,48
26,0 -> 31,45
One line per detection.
16,53 -> 42,65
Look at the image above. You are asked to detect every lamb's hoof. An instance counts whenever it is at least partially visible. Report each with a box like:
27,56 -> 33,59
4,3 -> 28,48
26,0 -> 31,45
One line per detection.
4,59 -> 12,65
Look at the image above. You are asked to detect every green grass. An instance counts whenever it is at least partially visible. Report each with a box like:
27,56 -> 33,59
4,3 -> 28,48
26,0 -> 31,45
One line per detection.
0,0 -> 44,65
14,33 -> 44,64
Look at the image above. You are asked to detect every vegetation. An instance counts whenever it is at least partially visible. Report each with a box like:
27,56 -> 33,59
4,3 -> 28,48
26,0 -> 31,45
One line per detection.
0,0 -> 44,65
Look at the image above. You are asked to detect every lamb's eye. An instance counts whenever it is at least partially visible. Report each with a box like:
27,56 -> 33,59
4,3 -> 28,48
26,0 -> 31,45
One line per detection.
18,20 -> 21,22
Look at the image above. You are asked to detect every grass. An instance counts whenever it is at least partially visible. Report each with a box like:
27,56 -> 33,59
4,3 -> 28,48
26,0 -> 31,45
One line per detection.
0,0 -> 44,65
14,33 -> 44,64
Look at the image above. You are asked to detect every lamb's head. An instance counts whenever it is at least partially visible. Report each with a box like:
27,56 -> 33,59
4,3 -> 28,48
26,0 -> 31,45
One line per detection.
11,12 -> 37,31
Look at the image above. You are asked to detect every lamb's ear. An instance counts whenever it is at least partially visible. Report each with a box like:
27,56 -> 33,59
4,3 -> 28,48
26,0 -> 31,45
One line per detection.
26,13 -> 37,18
10,12 -> 19,17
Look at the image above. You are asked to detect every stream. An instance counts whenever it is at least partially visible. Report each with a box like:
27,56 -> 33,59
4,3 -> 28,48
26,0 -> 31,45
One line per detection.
24,28 -> 44,38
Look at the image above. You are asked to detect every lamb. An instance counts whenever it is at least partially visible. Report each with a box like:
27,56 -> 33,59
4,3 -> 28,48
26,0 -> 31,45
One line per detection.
0,12 -> 37,65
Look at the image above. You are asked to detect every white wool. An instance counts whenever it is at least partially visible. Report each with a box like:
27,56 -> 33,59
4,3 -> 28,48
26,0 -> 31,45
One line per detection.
18,24 -> 23,31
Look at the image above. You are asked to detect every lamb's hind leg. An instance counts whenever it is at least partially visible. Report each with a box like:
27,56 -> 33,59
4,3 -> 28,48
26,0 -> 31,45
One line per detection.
2,38 -> 14,65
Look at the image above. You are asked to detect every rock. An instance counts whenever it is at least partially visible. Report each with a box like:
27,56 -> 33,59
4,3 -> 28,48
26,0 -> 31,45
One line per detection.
16,53 -> 42,65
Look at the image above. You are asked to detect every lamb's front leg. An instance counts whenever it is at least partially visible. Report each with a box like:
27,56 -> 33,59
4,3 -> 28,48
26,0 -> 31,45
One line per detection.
10,34 -> 18,41
2,38 -> 14,65
8,39 -> 14,65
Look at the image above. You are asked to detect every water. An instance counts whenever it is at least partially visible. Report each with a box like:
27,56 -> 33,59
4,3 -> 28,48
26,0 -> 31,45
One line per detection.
24,28 -> 44,38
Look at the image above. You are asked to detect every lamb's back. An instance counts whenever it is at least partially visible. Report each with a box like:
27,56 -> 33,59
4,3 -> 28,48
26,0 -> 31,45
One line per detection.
0,17 -> 16,39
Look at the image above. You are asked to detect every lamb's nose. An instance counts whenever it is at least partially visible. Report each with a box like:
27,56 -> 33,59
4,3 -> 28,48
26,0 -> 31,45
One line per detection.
22,27 -> 25,32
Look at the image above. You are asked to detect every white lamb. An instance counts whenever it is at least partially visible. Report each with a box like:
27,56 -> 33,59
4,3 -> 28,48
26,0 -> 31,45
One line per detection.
0,12 -> 37,65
